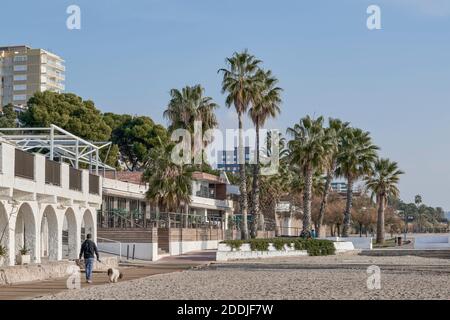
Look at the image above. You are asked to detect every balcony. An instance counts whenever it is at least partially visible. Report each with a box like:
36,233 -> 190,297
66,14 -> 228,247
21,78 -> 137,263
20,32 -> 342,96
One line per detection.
0,140 -> 102,207
190,195 -> 233,210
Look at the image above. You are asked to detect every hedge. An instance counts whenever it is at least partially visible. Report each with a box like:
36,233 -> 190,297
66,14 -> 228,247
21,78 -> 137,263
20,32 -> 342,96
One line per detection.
221,238 -> 336,256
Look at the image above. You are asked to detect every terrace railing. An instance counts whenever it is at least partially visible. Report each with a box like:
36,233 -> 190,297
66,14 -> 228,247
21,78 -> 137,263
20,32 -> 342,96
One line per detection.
14,148 -> 35,180
97,210 -> 226,230
69,167 -> 82,191
97,209 -> 149,229
45,159 -> 61,186
89,173 -> 100,195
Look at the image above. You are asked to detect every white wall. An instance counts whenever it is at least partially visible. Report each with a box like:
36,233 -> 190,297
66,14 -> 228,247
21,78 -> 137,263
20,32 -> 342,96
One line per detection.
414,235 -> 450,249
216,243 -> 308,261
98,242 -> 158,261
325,237 -> 373,250
169,240 -> 219,256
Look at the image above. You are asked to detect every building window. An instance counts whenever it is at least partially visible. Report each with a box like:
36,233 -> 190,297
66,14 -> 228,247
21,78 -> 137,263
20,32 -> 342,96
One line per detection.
13,55 -> 27,62
13,74 -> 27,81
14,65 -> 27,72
13,84 -> 27,91
13,94 -> 27,101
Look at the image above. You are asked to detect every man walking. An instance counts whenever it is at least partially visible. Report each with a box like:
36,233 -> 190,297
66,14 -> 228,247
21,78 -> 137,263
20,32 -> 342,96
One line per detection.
79,234 -> 100,284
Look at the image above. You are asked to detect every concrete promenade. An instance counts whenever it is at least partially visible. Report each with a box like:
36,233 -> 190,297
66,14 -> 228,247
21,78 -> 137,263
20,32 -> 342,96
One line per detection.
0,251 -> 216,300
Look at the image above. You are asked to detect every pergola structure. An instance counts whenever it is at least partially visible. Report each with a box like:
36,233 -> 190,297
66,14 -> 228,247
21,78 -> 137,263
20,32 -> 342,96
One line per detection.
0,124 -> 115,174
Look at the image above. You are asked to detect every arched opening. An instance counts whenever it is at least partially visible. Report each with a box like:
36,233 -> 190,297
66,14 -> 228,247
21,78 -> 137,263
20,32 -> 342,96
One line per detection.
40,205 -> 59,261
14,203 -> 37,264
81,209 -> 95,241
62,208 -> 77,259
0,203 -> 9,266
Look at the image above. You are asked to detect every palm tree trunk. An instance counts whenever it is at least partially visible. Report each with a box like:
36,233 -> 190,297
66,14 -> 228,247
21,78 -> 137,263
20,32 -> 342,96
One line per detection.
184,203 -> 189,228
238,112 -> 249,240
342,176 -> 354,237
302,167 -> 313,236
317,161 -> 336,238
250,120 -> 261,238
376,194 -> 385,244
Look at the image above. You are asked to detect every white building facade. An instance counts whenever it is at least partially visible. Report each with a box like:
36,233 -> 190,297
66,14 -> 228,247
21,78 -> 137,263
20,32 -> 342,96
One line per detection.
0,138 -> 101,266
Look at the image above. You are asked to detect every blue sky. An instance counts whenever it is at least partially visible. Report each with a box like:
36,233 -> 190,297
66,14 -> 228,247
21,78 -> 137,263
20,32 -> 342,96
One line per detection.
1,0 -> 450,208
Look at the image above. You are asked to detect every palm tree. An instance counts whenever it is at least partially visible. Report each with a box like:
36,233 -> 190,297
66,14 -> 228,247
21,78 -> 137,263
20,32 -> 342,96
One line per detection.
144,143 -> 192,223
365,158 -> 404,243
316,118 -> 349,238
287,116 -> 332,237
414,194 -> 422,207
218,50 -> 262,240
163,84 -> 219,165
248,69 -> 282,237
336,128 -> 379,237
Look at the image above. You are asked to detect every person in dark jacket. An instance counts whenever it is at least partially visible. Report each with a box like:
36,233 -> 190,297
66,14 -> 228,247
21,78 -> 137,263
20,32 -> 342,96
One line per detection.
79,234 -> 100,283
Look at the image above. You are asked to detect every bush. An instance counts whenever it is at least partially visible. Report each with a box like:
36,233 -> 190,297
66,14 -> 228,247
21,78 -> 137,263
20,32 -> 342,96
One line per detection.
222,240 -> 244,251
0,245 -> 7,257
249,239 -> 270,251
272,238 -> 287,250
221,238 -> 335,256
19,245 -> 30,255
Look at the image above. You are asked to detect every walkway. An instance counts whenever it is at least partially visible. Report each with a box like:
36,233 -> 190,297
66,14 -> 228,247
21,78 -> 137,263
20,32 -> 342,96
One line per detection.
0,250 -> 216,300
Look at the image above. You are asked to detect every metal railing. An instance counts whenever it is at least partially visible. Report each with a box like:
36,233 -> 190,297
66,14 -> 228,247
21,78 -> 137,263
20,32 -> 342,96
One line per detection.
89,173 -> 99,195
45,159 -> 61,186
69,167 -> 82,191
275,226 -> 302,237
150,212 -> 225,229
97,210 -> 226,230
97,209 -> 147,229
14,148 -> 35,180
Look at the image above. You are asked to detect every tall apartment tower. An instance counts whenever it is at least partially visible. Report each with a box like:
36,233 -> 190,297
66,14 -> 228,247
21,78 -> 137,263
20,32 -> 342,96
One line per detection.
0,45 -> 65,108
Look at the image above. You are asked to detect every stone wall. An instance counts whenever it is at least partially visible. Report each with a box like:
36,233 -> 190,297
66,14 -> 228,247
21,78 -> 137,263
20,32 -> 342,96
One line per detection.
0,257 -> 118,285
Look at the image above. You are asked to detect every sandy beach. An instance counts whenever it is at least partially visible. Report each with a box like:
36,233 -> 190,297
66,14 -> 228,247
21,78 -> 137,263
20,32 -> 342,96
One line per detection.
37,253 -> 450,300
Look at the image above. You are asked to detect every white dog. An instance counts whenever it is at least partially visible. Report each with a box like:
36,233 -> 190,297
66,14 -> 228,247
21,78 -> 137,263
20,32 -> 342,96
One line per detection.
107,268 -> 123,283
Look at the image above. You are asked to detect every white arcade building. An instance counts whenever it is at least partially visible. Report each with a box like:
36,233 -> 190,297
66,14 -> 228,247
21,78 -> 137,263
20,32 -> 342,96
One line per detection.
0,125 -> 109,266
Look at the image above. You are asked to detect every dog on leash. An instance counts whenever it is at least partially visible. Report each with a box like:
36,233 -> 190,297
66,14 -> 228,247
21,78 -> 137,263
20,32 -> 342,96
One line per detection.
107,268 -> 123,283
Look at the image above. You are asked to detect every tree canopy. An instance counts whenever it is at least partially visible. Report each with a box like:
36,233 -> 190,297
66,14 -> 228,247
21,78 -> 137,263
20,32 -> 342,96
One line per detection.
20,91 -> 111,141
0,104 -> 18,128
111,115 -> 168,171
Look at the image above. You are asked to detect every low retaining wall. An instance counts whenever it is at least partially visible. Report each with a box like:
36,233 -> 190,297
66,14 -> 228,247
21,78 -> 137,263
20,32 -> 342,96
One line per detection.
333,241 -> 355,253
170,240 -> 219,256
216,243 -> 308,261
0,257 -> 118,285
414,235 -> 450,249
98,242 -> 158,261
325,237 -> 372,250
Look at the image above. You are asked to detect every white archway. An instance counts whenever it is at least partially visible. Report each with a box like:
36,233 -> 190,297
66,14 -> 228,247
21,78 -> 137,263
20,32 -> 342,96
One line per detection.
81,209 -> 95,242
40,205 -> 59,261
62,207 -> 78,259
0,202 -> 9,266
14,203 -> 37,263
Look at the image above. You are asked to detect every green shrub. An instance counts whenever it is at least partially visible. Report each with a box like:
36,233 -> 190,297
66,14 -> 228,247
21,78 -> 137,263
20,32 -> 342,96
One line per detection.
220,238 -> 335,256
222,240 -> 244,251
249,239 -> 270,251
0,244 -> 7,257
272,238 -> 287,250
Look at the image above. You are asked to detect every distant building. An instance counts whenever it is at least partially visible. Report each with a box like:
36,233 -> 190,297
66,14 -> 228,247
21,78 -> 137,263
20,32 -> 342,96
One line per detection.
331,182 -> 348,194
0,45 -> 65,107
217,147 -> 251,173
